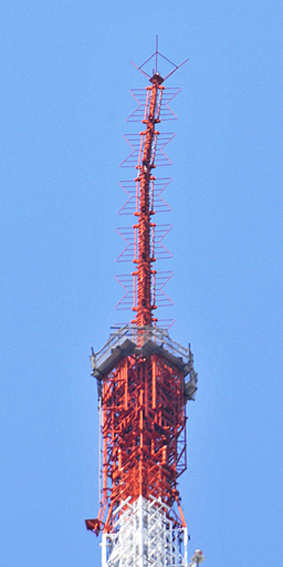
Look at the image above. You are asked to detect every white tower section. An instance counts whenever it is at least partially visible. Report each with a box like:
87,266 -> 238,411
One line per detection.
102,496 -> 188,567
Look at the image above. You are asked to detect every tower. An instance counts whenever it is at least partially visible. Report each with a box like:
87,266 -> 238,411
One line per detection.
86,42 -> 201,567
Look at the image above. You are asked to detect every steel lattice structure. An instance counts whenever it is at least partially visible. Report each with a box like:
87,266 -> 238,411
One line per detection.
85,41 -> 203,567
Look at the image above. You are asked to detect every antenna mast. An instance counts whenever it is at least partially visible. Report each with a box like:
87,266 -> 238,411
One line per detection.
85,41 -> 203,567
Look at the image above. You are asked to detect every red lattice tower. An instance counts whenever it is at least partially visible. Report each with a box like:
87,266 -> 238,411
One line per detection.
85,41 -> 201,567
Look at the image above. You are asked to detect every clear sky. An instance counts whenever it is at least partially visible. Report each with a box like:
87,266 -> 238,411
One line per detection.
1,1 -> 283,566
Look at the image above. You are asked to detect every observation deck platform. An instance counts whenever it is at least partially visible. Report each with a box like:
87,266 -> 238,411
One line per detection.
91,325 -> 198,401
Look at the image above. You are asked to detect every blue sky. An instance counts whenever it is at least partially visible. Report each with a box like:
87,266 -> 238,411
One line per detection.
1,1 -> 283,566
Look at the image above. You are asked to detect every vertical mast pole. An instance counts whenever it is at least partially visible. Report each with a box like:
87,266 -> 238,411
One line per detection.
137,76 -> 162,327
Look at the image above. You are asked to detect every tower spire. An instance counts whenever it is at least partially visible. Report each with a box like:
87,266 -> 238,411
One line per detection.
85,43 -> 202,567
118,45 -> 188,327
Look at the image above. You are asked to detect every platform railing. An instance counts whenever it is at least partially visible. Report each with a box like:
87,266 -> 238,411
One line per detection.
93,325 -> 191,370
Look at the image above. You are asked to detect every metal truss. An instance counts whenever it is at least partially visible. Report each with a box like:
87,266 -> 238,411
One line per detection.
86,325 -> 198,535
102,495 -> 188,567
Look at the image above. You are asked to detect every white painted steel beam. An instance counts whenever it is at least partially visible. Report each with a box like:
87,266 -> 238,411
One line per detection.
101,495 -> 188,567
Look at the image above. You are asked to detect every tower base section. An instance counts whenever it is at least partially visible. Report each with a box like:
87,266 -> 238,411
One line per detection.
101,495 -> 188,567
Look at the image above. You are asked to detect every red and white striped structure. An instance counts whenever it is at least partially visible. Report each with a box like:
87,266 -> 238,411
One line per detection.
86,43 -> 203,567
